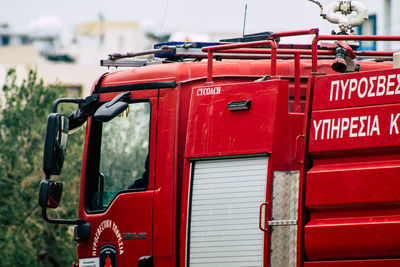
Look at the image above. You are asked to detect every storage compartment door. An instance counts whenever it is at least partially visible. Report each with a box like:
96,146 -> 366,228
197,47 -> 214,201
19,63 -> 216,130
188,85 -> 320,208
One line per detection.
188,156 -> 268,267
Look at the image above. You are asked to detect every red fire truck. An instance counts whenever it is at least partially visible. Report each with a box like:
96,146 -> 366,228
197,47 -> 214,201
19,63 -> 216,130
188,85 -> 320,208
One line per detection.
39,1 -> 400,266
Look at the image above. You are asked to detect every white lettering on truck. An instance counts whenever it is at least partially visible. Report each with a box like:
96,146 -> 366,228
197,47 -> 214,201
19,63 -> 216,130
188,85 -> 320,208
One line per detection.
313,115 -> 380,140
92,220 -> 124,256
390,113 -> 400,134
196,86 -> 221,96
329,74 -> 400,101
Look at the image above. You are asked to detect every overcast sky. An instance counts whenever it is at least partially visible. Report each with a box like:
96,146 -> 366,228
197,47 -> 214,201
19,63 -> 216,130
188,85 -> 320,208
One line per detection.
2,0 -> 337,36
2,0 -> 399,44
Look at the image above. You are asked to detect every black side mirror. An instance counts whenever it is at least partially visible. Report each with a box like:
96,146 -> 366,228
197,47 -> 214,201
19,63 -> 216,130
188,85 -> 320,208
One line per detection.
94,92 -> 130,122
38,177 -> 86,227
38,98 -> 91,230
38,179 -> 63,209
43,113 -> 69,176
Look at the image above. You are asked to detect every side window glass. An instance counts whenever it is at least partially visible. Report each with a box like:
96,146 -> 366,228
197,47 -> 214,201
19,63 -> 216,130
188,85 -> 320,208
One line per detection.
92,101 -> 150,209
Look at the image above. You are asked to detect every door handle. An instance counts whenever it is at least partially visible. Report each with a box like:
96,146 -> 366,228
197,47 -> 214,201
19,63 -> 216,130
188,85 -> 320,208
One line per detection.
259,202 -> 269,232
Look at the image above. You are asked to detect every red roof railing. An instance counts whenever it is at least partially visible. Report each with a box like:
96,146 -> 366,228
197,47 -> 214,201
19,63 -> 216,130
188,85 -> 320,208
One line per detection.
202,29 -> 319,112
202,28 -> 400,113
202,40 -> 278,83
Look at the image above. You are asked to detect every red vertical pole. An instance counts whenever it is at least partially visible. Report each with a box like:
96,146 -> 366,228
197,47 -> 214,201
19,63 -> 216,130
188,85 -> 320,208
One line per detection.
206,51 -> 214,83
270,41 -> 277,76
295,52 -> 301,113
310,28 -> 320,74
311,36 -> 319,73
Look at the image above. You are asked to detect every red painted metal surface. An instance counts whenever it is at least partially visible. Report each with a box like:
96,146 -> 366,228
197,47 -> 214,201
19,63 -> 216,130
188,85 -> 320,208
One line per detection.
99,57 -> 391,89
185,80 -> 287,157
297,75 -> 317,267
153,88 -> 178,266
312,68 -> 400,110
306,217 -> 400,260
269,28 -> 319,39
300,66 -> 400,265
306,161 -> 400,208
305,161 -> 400,261
309,103 -> 400,152
295,53 -> 301,112
305,259 -> 400,267
308,69 -> 400,153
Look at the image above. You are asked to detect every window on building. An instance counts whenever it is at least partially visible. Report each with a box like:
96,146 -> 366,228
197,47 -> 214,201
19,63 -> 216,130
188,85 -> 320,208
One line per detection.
357,14 -> 377,51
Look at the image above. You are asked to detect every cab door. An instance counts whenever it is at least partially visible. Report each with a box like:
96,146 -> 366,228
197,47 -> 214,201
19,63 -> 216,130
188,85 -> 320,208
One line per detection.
78,89 -> 158,267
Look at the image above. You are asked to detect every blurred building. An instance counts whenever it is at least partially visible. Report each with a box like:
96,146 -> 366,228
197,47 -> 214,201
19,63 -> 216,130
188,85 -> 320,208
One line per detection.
0,19 -> 237,97
72,21 -> 153,65
0,24 -> 30,46
0,21 -> 156,97
354,0 -> 400,51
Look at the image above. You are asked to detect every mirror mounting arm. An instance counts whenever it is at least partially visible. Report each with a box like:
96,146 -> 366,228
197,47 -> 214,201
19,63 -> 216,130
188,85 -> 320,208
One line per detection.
52,98 -> 86,113
68,95 -> 100,130
51,95 -> 99,115
41,206 -> 85,225
41,206 -> 91,241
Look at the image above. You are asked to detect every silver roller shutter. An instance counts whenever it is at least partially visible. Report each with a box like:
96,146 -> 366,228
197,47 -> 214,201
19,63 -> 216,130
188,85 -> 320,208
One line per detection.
188,156 -> 268,267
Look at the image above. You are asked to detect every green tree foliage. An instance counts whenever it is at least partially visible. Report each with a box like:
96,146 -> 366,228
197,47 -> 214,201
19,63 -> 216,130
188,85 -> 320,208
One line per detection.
0,69 -> 84,266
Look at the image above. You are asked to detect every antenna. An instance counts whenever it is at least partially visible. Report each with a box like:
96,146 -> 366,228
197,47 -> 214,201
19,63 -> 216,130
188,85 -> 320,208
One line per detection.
159,0 -> 170,37
242,4 -> 248,37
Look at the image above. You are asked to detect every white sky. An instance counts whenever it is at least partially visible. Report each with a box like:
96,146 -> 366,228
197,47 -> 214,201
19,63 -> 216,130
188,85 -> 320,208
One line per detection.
2,0 -> 336,36
2,0 -> 398,43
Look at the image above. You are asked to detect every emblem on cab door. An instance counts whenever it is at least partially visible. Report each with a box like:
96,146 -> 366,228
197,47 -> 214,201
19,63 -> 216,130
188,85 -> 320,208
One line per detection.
100,244 -> 117,267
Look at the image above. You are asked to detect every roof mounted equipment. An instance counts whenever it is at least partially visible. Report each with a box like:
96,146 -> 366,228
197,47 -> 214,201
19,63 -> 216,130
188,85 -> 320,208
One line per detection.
308,0 -> 368,34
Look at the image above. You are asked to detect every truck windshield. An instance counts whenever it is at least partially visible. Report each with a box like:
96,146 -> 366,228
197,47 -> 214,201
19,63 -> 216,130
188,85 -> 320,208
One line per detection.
87,101 -> 151,211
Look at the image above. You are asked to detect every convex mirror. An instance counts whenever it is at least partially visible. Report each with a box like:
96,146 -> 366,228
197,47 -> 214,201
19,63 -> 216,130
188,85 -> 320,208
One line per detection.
43,113 -> 69,176
38,179 -> 63,209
